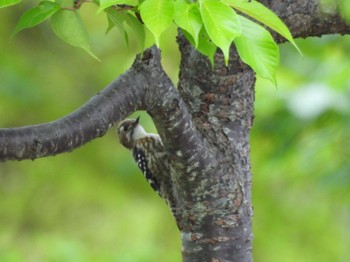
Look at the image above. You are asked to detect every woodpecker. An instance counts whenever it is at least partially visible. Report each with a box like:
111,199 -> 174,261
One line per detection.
116,117 -> 168,196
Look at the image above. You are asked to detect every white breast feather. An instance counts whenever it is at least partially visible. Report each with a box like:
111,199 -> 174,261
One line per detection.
132,125 -> 147,140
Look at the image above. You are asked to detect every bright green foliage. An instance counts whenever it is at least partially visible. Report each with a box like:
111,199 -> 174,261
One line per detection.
3,0 -> 300,84
105,8 -> 145,51
174,0 -> 202,47
199,0 -> 241,64
140,0 -> 174,46
234,16 -> 279,85
12,1 -> 60,36
97,0 -> 134,13
51,10 -> 100,60
105,9 -> 129,46
125,13 -> 146,51
196,28 -> 217,64
0,0 -> 21,8
106,8 -> 126,35
225,0 -> 301,54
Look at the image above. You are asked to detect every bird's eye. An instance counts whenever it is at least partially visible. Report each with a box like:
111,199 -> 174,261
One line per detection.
123,126 -> 128,131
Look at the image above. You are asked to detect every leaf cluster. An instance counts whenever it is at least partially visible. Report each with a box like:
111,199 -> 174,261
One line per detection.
1,0 -> 300,85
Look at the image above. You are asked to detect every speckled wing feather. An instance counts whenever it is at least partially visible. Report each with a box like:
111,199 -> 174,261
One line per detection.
132,134 -> 168,196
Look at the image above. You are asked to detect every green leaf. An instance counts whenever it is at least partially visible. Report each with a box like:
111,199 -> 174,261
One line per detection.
234,15 -> 279,85
105,8 -> 126,34
104,9 -> 131,46
105,9 -> 145,50
97,0 -> 129,13
125,13 -> 145,51
0,0 -> 21,8
199,0 -> 240,64
197,28 -> 217,64
12,1 -> 60,36
174,0 -> 202,47
106,14 -> 117,34
51,10 -> 100,60
140,0 -> 174,46
225,0 -> 301,54
183,27 -> 216,65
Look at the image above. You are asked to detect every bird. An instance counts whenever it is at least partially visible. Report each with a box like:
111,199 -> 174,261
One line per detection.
116,117 -> 169,196
117,117 -> 183,228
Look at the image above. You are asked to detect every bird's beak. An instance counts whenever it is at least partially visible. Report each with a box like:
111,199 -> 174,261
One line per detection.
135,116 -> 140,125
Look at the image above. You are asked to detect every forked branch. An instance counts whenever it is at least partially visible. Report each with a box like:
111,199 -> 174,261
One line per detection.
0,47 -> 207,169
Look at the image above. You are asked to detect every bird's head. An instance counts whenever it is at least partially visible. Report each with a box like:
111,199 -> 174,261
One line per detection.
117,117 -> 146,149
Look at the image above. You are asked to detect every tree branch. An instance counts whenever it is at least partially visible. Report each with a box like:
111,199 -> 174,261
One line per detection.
263,0 -> 350,40
0,47 -> 207,169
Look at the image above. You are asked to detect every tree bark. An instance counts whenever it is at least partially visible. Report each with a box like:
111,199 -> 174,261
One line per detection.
175,36 -> 255,261
0,1 -> 349,261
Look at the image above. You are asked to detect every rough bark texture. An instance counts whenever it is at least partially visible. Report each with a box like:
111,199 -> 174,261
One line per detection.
262,0 -> 350,39
0,1 -> 349,261
176,39 -> 255,261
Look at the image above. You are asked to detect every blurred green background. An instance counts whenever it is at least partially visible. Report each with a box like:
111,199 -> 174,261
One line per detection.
1,3 -> 349,262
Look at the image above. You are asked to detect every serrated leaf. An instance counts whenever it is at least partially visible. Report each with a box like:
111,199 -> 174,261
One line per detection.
225,0 -> 301,54
199,0 -> 240,64
174,0 -> 202,47
0,0 -> 21,8
12,1 -> 60,36
51,10 -> 100,60
234,15 -> 279,85
140,0 -> 174,46
125,13 -> 145,51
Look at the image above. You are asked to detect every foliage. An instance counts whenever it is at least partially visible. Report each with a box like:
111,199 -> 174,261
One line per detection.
11,1 -> 60,36
51,8 -> 100,60
1,0 -> 300,85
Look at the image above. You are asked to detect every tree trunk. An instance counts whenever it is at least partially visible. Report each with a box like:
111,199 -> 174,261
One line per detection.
175,37 -> 255,261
